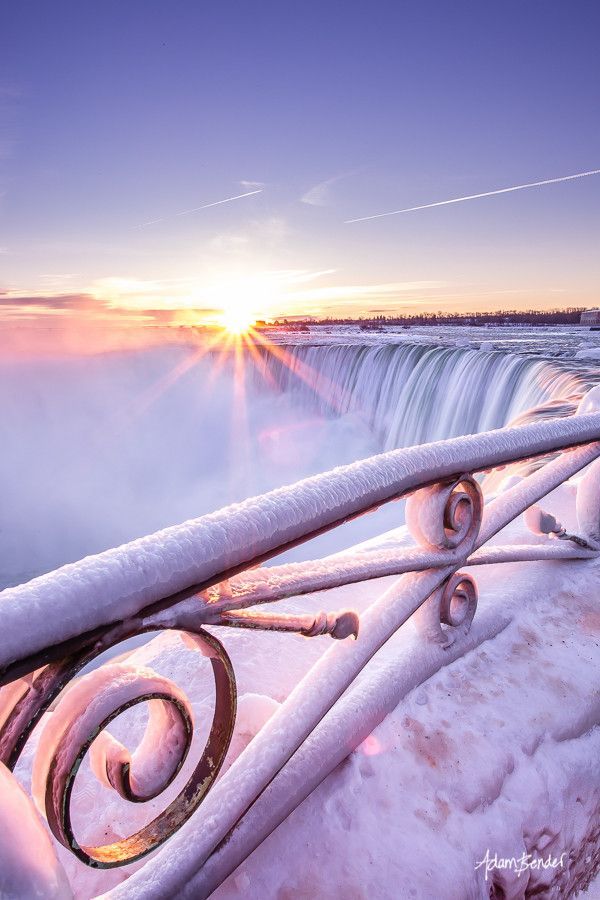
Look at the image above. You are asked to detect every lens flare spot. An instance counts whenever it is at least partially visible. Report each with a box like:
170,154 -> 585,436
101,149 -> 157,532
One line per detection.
360,735 -> 383,756
219,304 -> 255,336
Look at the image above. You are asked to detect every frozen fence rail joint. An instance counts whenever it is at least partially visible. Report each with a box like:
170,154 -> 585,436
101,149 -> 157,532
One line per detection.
1,402 -> 599,896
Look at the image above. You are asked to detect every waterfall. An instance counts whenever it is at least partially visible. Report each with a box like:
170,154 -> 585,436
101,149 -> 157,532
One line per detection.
248,341 -> 595,450
2,339 -> 598,585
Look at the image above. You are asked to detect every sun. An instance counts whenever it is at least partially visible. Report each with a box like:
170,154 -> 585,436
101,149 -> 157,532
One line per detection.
218,303 -> 256,335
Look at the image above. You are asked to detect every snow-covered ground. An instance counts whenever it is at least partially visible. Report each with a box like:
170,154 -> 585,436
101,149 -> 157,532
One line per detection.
10,473 -> 600,899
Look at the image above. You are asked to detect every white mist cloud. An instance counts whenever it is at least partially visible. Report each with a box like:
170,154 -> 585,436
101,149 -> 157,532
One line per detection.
301,175 -> 343,207
301,168 -> 365,207
239,180 -> 266,189
0,345 -> 378,585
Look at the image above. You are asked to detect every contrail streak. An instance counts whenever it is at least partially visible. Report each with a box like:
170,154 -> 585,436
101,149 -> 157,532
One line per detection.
345,169 -> 600,223
137,189 -> 263,227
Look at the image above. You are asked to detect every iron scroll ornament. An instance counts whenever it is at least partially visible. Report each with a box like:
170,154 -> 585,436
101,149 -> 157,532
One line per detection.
2,626 -> 236,869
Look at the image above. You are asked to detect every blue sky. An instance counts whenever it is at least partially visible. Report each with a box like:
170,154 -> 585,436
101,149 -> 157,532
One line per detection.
1,0 -> 599,332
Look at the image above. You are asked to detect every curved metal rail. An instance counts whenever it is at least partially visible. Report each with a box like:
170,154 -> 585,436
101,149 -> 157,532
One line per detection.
0,411 -> 599,892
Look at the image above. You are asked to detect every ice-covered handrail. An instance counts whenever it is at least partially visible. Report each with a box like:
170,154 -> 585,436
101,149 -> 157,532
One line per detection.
1,412 -> 600,675
1,409 -> 600,888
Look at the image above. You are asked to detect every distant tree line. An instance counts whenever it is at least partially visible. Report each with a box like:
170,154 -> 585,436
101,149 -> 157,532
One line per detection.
268,307 -> 589,328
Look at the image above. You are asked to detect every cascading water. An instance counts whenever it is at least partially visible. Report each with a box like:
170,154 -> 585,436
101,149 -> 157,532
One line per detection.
1,335 -> 598,585
248,341 -> 595,449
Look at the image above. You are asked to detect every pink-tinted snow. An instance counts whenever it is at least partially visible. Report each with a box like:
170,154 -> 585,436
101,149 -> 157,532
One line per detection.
10,468 -> 599,899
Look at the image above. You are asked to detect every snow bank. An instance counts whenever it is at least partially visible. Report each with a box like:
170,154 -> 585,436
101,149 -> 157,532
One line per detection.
0,762 -> 72,899
113,495 -> 600,900
10,476 -> 598,899
203,557 -> 600,900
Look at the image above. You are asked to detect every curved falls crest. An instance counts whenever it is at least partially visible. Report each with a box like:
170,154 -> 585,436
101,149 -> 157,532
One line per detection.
249,341 -> 596,449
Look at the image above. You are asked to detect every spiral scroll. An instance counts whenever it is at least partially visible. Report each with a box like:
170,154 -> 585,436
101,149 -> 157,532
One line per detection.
413,571 -> 478,647
439,572 -> 478,630
29,628 -> 235,868
405,474 -> 483,553
406,476 -> 482,646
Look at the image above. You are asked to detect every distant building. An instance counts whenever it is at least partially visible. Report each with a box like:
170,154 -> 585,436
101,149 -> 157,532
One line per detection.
581,309 -> 600,326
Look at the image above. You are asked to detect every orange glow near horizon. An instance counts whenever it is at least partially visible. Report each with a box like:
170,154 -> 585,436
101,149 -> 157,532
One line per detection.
5,266 -> 599,354
218,305 -> 256,336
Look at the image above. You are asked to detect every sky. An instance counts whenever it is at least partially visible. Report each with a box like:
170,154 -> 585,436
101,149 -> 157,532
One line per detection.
1,0 -> 599,344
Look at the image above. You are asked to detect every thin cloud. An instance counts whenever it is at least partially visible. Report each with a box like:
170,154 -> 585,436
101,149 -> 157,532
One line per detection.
282,280 -> 447,314
0,293 -> 93,309
0,291 -> 222,334
345,168 -> 600,223
239,179 -> 265,189
302,168 -> 365,207
302,174 -> 346,207
136,189 -> 263,228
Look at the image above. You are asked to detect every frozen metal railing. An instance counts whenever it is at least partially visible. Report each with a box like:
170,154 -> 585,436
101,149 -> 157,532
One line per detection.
0,410 -> 599,894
